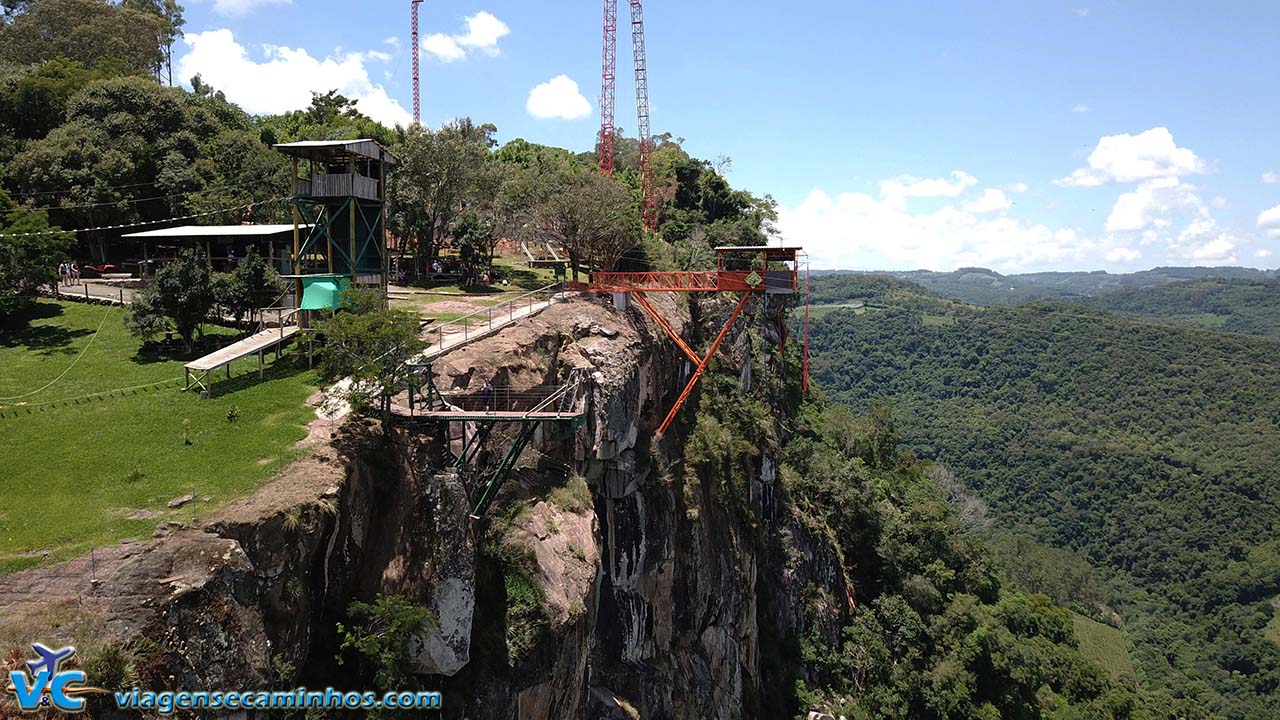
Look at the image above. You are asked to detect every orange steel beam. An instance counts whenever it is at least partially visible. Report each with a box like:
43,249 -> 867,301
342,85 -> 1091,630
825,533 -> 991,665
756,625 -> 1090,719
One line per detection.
633,291 -> 700,364
591,270 -> 719,292
656,291 -> 751,436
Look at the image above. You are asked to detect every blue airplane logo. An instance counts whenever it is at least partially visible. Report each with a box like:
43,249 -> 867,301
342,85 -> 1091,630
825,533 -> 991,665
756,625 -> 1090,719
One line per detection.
25,643 -> 74,678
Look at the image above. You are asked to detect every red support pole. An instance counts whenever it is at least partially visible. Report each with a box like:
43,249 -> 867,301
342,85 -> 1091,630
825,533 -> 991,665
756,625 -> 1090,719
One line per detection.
803,261 -> 810,392
411,0 -> 424,125
656,292 -> 750,437
633,291 -> 700,364
629,0 -> 656,230
598,0 -> 617,176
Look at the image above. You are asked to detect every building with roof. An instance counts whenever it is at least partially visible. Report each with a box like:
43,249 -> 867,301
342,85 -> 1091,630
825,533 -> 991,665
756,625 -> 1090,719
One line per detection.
121,224 -> 310,275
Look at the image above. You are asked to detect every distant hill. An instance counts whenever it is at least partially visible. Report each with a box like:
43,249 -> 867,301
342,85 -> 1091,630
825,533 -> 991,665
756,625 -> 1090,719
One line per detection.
828,266 -> 1279,306
804,275 -> 1280,718
1083,278 -> 1280,339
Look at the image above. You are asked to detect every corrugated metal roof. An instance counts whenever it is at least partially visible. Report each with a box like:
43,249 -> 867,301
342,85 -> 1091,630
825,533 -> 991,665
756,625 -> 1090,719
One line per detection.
121,224 -> 310,239
274,139 -> 398,165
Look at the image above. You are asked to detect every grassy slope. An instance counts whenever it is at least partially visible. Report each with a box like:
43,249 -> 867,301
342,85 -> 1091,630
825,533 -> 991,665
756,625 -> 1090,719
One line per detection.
1071,613 -> 1138,684
0,301 -> 317,574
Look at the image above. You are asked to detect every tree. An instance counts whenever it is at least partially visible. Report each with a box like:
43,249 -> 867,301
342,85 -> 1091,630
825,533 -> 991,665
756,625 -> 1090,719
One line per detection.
337,594 -> 436,691
451,209 -> 498,274
0,0 -> 168,75
232,248 -> 285,322
530,168 -> 637,282
0,187 -> 74,321
314,287 -> 426,419
119,0 -> 184,84
387,119 -> 497,276
124,247 -> 213,351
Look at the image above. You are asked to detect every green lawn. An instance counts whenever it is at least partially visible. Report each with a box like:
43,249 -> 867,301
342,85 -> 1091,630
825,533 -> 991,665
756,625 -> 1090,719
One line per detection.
1071,613 -> 1138,684
0,301 -> 317,574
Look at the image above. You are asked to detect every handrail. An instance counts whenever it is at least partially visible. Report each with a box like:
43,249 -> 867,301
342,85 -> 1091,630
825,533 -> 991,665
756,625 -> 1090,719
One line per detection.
425,281 -> 565,352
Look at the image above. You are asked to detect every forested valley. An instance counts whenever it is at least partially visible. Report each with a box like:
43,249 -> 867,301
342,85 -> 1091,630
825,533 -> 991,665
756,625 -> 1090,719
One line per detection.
806,273 -> 1280,719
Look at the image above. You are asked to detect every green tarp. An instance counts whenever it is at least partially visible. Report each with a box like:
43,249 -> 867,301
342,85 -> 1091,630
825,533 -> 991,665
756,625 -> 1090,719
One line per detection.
300,276 -> 349,310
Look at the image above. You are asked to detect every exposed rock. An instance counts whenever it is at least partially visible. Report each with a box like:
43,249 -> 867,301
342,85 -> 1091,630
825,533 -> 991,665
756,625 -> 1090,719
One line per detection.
166,494 -> 195,509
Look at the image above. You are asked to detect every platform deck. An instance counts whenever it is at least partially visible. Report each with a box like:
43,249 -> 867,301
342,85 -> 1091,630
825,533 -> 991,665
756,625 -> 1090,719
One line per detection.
184,326 -> 299,394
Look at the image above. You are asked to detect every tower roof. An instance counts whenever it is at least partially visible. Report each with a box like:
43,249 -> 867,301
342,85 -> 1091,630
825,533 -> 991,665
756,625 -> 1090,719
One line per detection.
274,139 -> 397,165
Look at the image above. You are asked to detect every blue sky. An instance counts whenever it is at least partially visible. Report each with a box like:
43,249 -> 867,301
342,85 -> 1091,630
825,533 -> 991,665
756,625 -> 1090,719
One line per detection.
173,0 -> 1280,272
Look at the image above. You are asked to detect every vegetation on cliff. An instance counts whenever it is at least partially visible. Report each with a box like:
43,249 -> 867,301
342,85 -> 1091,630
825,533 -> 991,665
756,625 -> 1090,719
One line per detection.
804,274 -> 1280,718
674,301 -> 1151,719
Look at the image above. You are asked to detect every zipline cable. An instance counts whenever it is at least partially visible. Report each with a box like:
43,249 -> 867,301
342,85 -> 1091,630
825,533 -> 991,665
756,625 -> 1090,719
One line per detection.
0,197 -> 289,238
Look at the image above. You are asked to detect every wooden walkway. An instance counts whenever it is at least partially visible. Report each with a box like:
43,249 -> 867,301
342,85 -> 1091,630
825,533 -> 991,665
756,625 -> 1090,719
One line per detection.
184,326 -> 299,395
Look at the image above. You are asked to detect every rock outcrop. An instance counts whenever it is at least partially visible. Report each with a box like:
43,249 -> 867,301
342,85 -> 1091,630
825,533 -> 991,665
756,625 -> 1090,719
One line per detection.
0,293 -> 851,719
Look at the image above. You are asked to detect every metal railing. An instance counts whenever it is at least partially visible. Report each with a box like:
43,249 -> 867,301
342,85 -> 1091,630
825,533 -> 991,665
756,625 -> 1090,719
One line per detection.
423,281 -> 565,353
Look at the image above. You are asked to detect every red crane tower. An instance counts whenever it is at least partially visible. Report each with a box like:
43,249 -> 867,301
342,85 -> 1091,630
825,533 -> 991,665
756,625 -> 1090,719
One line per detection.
411,0 -> 424,125
599,0 -> 657,231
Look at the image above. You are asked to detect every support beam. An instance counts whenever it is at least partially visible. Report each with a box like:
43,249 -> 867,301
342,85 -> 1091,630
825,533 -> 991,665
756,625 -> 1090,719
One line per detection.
471,422 -> 539,518
633,292 -> 699,364
656,292 -> 750,437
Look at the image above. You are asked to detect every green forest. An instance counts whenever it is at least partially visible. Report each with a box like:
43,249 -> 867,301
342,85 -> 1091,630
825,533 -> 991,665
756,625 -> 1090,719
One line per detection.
805,274 -> 1280,718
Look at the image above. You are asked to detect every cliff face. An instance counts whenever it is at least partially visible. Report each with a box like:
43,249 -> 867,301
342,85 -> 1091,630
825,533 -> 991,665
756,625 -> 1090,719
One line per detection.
0,294 -> 845,719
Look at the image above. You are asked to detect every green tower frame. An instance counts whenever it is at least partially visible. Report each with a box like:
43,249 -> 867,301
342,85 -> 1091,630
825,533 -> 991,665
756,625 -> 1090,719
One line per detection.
275,139 -> 397,311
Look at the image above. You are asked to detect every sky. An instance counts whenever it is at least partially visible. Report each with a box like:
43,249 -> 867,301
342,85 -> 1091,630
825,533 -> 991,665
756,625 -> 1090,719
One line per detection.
171,0 -> 1280,272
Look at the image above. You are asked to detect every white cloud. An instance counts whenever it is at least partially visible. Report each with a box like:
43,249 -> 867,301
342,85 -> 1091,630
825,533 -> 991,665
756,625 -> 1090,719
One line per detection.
1105,247 -> 1140,262
1072,104 -> 1090,113
176,29 -> 413,128
1179,231 -> 1237,264
778,178 -> 1090,272
1259,205 -> 1280,237
212,0 -> 290,17
383,36 -> 401,50
880,171 -> 977,199
1072,8 -> 1090,17
1055,127 -> 1207,187
422,11 -> 509,62
1255,249 -> 1273,259
1007,182 -> 1029,193
964,188 -> 1011,214
422,34 -> 465,62
1263,171 -> 1280,184
526,75 -> 591,120
1105,177 -> 1206,232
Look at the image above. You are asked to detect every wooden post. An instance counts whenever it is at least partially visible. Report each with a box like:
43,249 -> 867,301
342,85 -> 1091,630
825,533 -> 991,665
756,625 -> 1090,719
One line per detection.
349,154 -> 357,286
259,350 -> 264,379
292,157 -> 302,311
380,152 -> 388,297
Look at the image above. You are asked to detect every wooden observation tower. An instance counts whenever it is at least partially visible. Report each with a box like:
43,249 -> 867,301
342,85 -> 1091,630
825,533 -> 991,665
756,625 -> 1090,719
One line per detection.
590,245 -> 810,435
275,139 -> 397,314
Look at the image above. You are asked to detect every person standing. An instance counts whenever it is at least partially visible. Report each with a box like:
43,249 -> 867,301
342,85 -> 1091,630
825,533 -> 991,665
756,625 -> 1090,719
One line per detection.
481,380 -> 494,414
58,261 -> 69,286
70,261 -> 80,283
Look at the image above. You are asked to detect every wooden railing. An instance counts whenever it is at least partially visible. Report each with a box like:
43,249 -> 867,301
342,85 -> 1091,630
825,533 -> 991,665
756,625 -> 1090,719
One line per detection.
295,173 -> 380,201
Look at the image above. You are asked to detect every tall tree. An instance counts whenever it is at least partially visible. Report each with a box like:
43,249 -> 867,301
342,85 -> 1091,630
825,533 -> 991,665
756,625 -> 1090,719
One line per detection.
387,119 -> 497,276
0,0 -> 169,75
529,168 -> 636,282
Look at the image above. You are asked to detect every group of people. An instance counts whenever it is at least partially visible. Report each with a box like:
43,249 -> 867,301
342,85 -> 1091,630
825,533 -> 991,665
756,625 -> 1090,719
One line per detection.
57,261 -> 80,285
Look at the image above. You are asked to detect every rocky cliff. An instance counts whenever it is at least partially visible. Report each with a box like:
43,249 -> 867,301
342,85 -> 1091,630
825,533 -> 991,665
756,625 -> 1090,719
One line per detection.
0,292 -> 846,719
